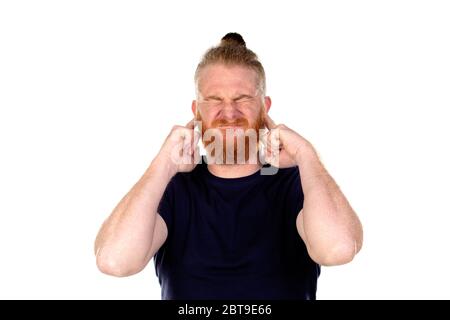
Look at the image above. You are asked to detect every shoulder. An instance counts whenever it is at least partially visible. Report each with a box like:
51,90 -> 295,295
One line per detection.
166,162 -> 205,189
273,165 -> 303,198
272,165 -> 301,183
261,165 -> 302,198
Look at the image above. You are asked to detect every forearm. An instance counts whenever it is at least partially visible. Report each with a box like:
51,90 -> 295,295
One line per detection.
296,146 -> 363,265
94,155 -> 175,275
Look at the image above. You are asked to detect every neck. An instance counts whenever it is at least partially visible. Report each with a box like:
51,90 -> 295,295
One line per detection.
207,161 -> 263,179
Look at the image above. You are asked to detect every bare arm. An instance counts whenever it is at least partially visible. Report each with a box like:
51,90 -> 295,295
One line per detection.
296,145 -> 363,266
94,158 -> 173,277
262,113 -> 363,267
94,120 -> 200,277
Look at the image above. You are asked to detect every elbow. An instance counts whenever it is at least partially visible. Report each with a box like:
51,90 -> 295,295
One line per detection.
310,239 -> 361,266
96,250 -> 143,277
311,220 -> 364,266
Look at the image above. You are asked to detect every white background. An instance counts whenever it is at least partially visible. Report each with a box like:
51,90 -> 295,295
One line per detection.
1,0 -> 449,299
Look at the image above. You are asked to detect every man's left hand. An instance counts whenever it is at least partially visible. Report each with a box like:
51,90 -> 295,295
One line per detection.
262,113 -> 315,168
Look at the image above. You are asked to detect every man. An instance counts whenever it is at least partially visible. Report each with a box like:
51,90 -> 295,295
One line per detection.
94,33 -> 363,300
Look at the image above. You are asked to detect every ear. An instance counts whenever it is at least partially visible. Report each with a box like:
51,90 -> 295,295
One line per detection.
191,100 -> 197,118
264,96 -> 272,114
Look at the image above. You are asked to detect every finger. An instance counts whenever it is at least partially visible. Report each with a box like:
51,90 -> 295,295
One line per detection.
186,118 -> 196,129
182,130 -> 193,147
264,113 -> 277,129
177,127 -> 192,140
264,146 -> 276,166
187,131 -> 201,155
267,128 -> 281,146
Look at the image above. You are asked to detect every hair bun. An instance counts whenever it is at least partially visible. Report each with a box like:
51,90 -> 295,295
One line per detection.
220,32 -> 246,47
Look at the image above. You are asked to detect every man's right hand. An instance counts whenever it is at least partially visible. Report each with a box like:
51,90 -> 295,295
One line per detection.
156,118 -> 201,176
95,118 -> 201,277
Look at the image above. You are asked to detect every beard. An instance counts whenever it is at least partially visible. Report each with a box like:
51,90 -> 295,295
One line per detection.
198,109 -> 265,165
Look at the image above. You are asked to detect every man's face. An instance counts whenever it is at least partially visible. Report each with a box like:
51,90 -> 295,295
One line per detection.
194,64 -> 270,164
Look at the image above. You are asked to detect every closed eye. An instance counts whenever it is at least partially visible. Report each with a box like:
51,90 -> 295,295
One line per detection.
234,94 -> 255,103
204,96 -> 222,102
201,96 -> 223,107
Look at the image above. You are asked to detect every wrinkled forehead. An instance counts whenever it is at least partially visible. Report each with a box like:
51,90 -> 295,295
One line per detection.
197,64 -> 259,98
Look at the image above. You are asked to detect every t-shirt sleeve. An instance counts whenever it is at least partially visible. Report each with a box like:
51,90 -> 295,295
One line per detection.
157,176 -> 176,234
285,166 -> 305,218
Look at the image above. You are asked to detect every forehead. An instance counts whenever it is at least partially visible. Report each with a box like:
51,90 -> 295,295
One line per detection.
198,64 -> 258,96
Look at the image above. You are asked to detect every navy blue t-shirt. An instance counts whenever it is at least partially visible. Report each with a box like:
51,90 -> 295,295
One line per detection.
154,157 -> 320,300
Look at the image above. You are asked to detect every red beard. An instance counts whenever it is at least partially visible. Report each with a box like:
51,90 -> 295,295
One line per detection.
199,110 -> 265,164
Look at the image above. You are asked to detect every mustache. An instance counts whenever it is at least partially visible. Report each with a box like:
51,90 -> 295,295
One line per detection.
211,118 -> 249,127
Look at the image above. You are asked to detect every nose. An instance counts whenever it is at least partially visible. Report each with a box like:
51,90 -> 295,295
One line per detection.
219,100 -> 241,121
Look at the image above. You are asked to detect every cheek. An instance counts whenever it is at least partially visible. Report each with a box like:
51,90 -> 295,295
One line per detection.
198,112 -> 216,130
202,109 -> 223,122
245,106 -> 263,121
